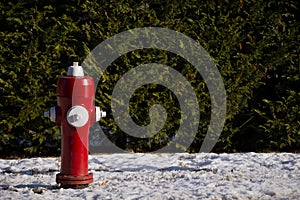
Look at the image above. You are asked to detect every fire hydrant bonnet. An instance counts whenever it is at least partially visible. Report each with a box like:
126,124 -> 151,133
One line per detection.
67,62 -> 84,77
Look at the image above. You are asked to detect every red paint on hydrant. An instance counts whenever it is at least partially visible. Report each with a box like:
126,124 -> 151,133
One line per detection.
44,62 -> 106,188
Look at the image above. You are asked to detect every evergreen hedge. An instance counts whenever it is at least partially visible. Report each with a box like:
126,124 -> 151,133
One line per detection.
0,0 -> 299,157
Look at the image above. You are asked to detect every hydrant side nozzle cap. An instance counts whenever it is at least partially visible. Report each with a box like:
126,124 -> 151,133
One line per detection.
95,107 -> 106,121
44,106 -> 56,122
49,106 -> 56,122
102,111 -> 106,118
67,62 -> 84,77
44,111 -> 49,118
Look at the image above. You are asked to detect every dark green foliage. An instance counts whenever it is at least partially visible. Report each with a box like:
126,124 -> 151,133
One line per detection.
0,0 -> 299,157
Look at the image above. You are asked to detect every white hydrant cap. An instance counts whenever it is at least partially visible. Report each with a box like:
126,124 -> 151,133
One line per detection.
67,106 -> 89,127
95,107 -> 106,121
44,106 -> 56,122
67,62 -> 84,77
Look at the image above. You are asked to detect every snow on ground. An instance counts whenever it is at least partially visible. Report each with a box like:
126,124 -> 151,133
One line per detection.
0,153 -> 299,199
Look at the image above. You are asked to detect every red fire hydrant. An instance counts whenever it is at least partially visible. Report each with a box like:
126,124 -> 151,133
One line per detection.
44,62 -> 106,188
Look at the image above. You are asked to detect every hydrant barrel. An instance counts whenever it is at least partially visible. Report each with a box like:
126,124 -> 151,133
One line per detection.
56,76 -> 94,177
44,62 -> 105,188
54,62 -> 97,188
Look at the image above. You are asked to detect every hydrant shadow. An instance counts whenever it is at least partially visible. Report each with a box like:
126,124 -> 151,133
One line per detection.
1,168 -> 59,175
0,183 -> 60,194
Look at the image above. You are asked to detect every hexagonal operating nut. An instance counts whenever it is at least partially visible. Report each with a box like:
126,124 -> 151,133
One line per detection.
66,106 -> 89,127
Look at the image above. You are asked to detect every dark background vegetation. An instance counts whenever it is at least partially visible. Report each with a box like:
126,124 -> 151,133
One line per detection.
0,0 -> 299,158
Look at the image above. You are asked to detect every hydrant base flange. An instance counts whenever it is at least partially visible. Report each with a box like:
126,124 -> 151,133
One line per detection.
56,172 -> 93,188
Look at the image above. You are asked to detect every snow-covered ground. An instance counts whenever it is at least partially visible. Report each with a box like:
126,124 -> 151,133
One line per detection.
0,153 -> 299,199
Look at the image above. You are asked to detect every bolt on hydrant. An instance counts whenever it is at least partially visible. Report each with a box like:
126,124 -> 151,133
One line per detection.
44,62 -> 106,188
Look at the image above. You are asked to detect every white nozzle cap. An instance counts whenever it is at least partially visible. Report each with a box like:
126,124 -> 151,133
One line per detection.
44,106 -> 56,122
67,62 -> 84,77
67,106 -> 89,127
95,107 -> 106,121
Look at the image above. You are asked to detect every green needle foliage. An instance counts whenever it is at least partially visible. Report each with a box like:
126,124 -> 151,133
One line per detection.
0,0 -> 299,157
